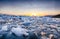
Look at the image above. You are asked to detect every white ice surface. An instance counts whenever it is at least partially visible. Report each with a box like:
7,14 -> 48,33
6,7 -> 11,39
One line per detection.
11,27 -> 29,36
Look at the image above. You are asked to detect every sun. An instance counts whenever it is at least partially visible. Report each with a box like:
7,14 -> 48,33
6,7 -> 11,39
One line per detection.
30,13 -> 46,16
32,13 -> 37,16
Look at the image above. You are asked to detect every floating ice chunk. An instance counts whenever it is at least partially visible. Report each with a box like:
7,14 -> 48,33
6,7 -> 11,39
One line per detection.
11,27 -> 29,36
1,26 -> 8,31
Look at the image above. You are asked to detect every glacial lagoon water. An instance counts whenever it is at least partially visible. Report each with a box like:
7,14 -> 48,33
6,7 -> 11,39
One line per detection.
0,14 -> 60,39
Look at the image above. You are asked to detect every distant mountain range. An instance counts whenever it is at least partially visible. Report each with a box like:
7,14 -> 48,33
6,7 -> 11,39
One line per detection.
44,14 -> 60,18
51,14 -> 60,18
0,13 -> 60,18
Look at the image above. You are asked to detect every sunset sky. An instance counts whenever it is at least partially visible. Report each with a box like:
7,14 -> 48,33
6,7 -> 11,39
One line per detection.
0,0 -> 60,16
